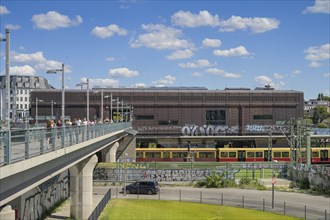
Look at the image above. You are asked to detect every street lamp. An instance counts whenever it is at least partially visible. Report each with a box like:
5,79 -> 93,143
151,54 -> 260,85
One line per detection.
121,100 -> 124,122
272,159 -> 278,209
1,29 -> 10,130
116,97 -> 119,123
47,63 -> 65,126
124,153 -> 128,196
51,100 -> 57,120
76,79 -> 90,122
36,98 -> 44,125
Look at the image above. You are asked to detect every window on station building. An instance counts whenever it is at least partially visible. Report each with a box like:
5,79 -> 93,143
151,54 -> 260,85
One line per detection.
253,115 -> 273,120
206,110 -> 226,125
158,120 -> 178,125
135,115 -> 154,120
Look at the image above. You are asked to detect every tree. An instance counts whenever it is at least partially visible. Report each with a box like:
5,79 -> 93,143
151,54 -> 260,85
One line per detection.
312,106 -> 329,124
317,93 -> 330,101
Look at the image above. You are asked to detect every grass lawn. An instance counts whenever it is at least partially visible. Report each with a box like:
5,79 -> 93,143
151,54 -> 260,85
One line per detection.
99,199 -> 301,220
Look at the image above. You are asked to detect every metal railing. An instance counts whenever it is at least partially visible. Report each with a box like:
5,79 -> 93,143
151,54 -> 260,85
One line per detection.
0,122 -> 131,166
110,187 -> 329,220
88,188 -> 112,220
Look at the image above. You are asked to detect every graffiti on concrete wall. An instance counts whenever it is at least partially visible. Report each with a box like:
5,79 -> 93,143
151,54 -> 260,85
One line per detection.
93,166 -> 241,182
21,171 -> 69,220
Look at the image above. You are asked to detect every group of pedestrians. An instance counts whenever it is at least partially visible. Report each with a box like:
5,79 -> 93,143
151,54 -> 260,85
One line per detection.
45,117 -> 113,149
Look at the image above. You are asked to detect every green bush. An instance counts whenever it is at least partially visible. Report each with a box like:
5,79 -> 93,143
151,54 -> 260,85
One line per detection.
297,178 -> 310,190
195,172 -> 236,188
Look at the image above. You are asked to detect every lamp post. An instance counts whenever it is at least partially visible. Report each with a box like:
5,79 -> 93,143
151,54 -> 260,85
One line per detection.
271,159 -> 278,209
121,100 -> 124,122
76,78 -> 90,122
36,98 -> 44,125
116,97 -> 119,123
47,63 -> 65,126
124,153 -> 128,196
51,100 -> 57,120
1,29 -> 10,130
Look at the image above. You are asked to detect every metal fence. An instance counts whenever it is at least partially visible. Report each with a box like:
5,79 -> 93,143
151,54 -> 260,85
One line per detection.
109,187 -> 329,220
0,122 -> 131,166
88,188 -> 112,220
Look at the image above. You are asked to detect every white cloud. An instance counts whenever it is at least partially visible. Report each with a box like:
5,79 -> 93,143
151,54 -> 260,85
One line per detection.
152,75 -> 176,86
133,83 -> 147,88
130,24 -> 193,50
202,38 -> 222,48
82,78 -> 119,88
303,0 -> 330,14
254,75 -> 285,89
292,70 -> 301,75
0,5 -> 10,15
36,60 -> 72,73
5,24 -> 20,30
304,43 -> 330,67
91,24 -> 127,39
219,15 -> 280,33
31,11 -> 83,30
324,72 -> 330,77
273,73 -> 284,79
192,72 -> 202,77
106,57 -> 115,62
12,51 -> 46,63
10,65 -> 36,76
108,67 -> 139,78
179,59 -> 214,68
213,46 -> 250,57
166,49 -> 194,60
255,75 -> 273,86
171,10 -> 220,27
206,68 -> 241,78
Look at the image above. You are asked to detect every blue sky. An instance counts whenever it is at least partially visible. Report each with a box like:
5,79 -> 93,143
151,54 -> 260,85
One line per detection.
0,0 -> 329,100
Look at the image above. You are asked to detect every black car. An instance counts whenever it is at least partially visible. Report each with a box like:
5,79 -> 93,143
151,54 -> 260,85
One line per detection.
123,180 -> 160,195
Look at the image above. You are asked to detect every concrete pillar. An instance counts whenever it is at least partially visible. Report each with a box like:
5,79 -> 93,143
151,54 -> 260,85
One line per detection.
100,142 -> 119,162
0,205 -> 15,220
69,154 -> 98,220
109,142 -> 119,162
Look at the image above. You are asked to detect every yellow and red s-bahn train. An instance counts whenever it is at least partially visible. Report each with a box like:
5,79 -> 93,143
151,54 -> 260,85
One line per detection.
136,147 -> 330,164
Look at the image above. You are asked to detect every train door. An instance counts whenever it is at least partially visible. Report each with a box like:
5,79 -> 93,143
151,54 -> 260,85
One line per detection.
320,150 -> 328,162
238,150 -> 246,162
264,150 -> 272,162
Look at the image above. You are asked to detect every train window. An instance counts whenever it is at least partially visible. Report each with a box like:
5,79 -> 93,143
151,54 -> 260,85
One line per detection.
136,151 -> 144,159
273,152 -> 281,158
199,152 -> 215,158
163,151 -> 171,159
282,152 -> 289,157
312,151 -> 319,158
229,152 -> 236,158
220,152 -> 228,158
173,152 -> 187,158
256,152 -> 263,158
300,151 -> 306,158
146,152 -> 161,158
247,152 -> 255,158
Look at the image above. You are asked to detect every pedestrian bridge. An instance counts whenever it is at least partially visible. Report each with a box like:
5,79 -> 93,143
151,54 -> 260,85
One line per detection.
0,122 -> 137,219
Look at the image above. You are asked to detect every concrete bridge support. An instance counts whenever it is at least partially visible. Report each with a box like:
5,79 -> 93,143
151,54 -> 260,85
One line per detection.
69,155 -> 98,220
0,205 -> 15,220
100,142 -> 119,162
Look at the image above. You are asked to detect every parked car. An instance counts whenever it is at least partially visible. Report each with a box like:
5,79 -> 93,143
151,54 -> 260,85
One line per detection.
123,180 -> 159,195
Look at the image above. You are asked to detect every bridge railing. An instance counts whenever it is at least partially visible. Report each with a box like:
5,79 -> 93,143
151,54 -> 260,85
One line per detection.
0,122 -> 131,166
